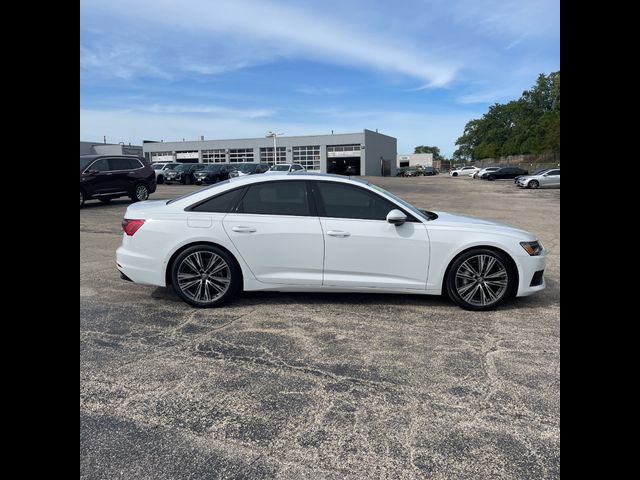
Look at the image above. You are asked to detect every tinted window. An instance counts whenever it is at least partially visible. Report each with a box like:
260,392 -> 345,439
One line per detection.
315,182 -> 397,221
109,158 -> 133,170
238,182 -> 310,216
191,188 -> 244,213
91,158 -> 110,172
547,169 -> 560,175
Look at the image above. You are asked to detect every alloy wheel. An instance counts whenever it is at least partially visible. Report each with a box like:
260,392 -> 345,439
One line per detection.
136,185 -> 149,201
177,251 -> 231,303
454,254 -> 508,307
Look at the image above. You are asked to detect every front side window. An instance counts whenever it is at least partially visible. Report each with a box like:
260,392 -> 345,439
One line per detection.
90,158 -> 110,172
237,181 -> 310,216
546,169 -> 560,176
314,182 -> 398,221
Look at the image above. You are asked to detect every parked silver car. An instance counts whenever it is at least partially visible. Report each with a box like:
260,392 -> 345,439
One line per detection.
473,166 -> 499,179
517,168 -> 560,189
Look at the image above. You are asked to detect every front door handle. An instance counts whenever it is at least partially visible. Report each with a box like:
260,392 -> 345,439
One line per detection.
231,226 -> 257,233
327,230 -> 350,237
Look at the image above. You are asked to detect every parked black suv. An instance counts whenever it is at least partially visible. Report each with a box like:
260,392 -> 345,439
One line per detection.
80,155 -> 156,208
163,163 -> 206,185
193,164 -> 236,185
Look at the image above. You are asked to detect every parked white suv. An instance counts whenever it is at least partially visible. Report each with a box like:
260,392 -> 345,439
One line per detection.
450,166 -> 479,177
265,163 -> 306,174
152,162 -> 179,184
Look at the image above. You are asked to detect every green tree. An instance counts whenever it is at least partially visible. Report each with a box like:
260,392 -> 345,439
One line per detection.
454,71 -> 560,159
414,145 -> 443,161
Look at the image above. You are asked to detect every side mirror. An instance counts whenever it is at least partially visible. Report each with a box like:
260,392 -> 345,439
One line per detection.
386,209 -> 407,226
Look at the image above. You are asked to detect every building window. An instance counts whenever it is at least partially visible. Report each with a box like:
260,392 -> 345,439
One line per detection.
259,147 -> 286,165
326,144 -> 361,157
150,151 -> 175,162
228,148 -> 254,162
292,145 -> 321,171
202,149 -> 227,163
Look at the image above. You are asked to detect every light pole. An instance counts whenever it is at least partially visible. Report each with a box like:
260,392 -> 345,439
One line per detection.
265,131 -> 284,164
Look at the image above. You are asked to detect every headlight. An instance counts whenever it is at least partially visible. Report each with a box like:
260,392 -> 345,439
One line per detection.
520,241 -> 544,256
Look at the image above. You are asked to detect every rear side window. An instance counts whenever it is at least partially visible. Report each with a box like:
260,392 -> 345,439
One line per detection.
315,182 -> 397,221
237,181 -> 310,216
547,169 -> 560,175
190,188 -> 244,213
109,158 -> 133,170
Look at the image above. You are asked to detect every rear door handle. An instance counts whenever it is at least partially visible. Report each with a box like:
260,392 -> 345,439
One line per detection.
327,230 -> 350,237
231,226 -> 257,233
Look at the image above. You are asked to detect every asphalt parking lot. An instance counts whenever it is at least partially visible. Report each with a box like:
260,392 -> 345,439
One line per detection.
80,175 -> 560,479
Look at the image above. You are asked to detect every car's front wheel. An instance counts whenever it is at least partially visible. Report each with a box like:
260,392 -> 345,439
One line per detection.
80,189 -> 85,208
131,183 -> 149,202
446,248 -> 516,311
171,245 -> 240,307
528,180 -> 539,189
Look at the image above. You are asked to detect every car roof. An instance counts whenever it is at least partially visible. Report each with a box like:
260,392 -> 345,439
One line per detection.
165,172 -> 368,208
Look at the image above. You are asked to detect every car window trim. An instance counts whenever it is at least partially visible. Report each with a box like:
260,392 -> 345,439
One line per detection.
83,156 -> 146,174
310,180 -> 420,223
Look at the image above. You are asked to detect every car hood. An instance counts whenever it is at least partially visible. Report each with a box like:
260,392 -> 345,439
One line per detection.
430,211 -> 535,239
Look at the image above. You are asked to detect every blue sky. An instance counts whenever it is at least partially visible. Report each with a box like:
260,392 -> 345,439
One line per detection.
80,0 -> 559,157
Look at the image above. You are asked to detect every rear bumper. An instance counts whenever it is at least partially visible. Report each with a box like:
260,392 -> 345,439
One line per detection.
116,246 -> 166,286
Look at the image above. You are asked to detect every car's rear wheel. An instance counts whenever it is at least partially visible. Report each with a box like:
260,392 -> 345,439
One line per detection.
487,175 -> 495,181
80,189 -> 85,208
131,183 -> 149,202
528,180 -> 539,189
446,248 -> 516,311
452,172 -> 458,176
171,245 -> 240,307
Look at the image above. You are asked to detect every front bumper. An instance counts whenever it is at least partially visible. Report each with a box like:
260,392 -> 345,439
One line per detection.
515,252 -> 547,296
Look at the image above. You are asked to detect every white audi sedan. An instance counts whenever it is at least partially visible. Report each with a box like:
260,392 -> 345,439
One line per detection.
116,173 -> 545,311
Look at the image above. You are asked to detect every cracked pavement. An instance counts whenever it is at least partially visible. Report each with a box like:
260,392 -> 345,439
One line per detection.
80,175 -> 559,479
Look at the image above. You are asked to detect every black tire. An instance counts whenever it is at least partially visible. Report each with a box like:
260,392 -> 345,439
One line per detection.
487,175 -> 495,181
528,180 -> 539,189
130,183 -> 150,203
445,248 -> 516,311
157,175 -> 164,184
171,245 -> 241,308
99,197 -> 112,203
80,189 -> 85,208
452,172 -> 458,176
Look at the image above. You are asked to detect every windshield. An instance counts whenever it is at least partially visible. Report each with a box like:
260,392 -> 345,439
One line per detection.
203,165 -> 222,172
152,163 -> 165,170
175,164 -> 191,171
80,157 -> 93,171
368,183 -> 436,221
236,164 -> 257,173
270,165 -> 290,171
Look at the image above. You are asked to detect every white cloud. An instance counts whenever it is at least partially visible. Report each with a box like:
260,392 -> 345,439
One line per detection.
80,0 -> 458,86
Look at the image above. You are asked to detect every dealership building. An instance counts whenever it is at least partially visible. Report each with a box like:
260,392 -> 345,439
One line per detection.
142,129 -> 397,176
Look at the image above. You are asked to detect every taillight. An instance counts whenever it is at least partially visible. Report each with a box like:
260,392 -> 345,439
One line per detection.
122,218 -> 145,236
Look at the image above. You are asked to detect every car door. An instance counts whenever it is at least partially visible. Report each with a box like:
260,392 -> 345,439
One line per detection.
541,169 -> 560,187
81,158 -> 119,195
222,180 -> 324,285
312,181 -> 429,290
107,157 -> 137,193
